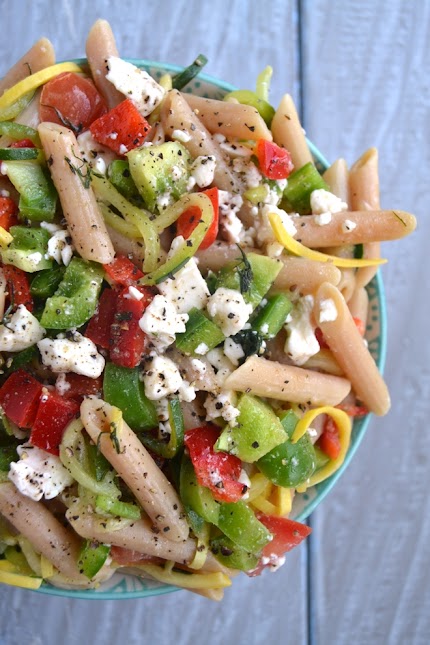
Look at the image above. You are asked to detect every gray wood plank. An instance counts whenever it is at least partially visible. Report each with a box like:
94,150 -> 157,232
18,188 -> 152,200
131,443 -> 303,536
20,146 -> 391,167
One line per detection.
301,2 -> 430,643
0,2 -> 309,645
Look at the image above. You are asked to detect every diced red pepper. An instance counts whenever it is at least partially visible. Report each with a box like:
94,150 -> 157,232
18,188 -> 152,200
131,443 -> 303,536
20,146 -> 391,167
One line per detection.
317,416 -> 341,460
30,390 -> 80,455
184,425 -> 246,503
40,72 -> 108,132
255,139 -> 294,180
176,187 -> 219,250
353,316 -> 366,337
0,196 -> 19,231
110,285 -> 153,368
2,264 -> 33,312
315,326 -> 329,349
249,513 -> 312,576
110,546 -> 164,567
336,403 -> 368,417
85,288 -> 118,350
90,99 -> 151,155
58,373 -> 104,402
10,139 -> 36,149
103,256 -> 144,286
0,369 -> 42,428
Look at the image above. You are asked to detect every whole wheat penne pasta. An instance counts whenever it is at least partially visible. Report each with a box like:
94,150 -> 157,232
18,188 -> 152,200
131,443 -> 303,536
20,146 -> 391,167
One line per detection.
303,349 -> 344,377
349,148 -> 381,287
314,282 -> 390,415
85,19 -> 124,109
80,397 -> 189,542
67,508 -> 229,575
336,267 -> 356,302
162,90 -> 241,192
224,355 -> 351,406
106,224 -> 146,263
0,482 -> 87,583
323,158 -> 350,205
38,122 -> 115,264
271,94 -> 313,169
197,242 -> 341,294
0,38 -> 55,94
183,93 -> 272,141
294,209 -> 416,248
348,286 -> 369,324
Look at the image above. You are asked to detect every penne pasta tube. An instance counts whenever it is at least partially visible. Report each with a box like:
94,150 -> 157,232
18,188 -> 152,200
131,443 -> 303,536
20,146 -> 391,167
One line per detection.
348,286 -> 369,324
0,482 -> 87,584
303,349 -> 344,377
224,355 -> 351,406
271,94 -> 313,169
323,158 -> 350,205
294,209 -> 416,248
197,242 -> 341,294
80,397 -> 189,542
313,282 -> 390,415
0,38 -> 55,94
336,267 -> 356,303
162,90 -> 241,192
349,148 -> 381,288
106,224 -> 146,263
182,93 -> 272,141
38,122 -> 115,264
85,19 -> 124,109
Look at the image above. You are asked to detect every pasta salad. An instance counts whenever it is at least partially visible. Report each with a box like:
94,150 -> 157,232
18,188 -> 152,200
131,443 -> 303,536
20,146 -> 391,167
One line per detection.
0,20 -> 416,600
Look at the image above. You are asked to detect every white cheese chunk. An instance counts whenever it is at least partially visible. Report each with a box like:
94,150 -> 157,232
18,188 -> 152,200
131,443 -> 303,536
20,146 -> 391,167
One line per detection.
8,444 -> 74,502
206,348 -> 235,389
223,338 -> 245,366
284,295 -> 320,366
204,390 -> 240,426
207,287 -> 253,337
37,332 -> 105,378
139,294 -> 188,352
106,56 -> 165,116
45,229 -> 74,266
141,355 -> 195,402
342,218 -> 357,233
190,155 -> 216,188
0,305 -> 45,352
319,298 -> 338,323
310,189 -> 347,223
76,130 -> 116,174
158,238 -> 210,314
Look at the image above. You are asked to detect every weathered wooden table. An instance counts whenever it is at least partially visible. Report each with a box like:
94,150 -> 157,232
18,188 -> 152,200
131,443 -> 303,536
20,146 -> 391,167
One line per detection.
0,1 -> 428,643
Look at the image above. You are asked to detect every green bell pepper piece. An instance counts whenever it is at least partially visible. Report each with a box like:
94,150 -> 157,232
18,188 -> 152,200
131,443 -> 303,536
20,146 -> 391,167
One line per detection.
30,265 -> 65,299
179,454 -> 220,525
103,363 -> 157,431
3,346 -> 37,377
257,410 -> 317,487
252,293 -> 293,339
314,445 -> 330,470
87,442 -> 111,483
40,258 -> 104,329
139,398 -> 184,458
281,162 -> 329,214
210,535 -> 259,571
4,160 -> 57,222
95,494 -> 141,520
175,307 -> 225,355
2,226 -> 52,272
78,539 -> 111,579
0,444 -> 19,471
215,393 -> 287,462
223,90 -> 275,127
0,121 -> 41,145
107,160 -> 142,203
217,501 -> 271,553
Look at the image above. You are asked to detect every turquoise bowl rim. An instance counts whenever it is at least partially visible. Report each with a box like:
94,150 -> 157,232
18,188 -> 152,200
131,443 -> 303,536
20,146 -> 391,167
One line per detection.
32,59 -> 386,600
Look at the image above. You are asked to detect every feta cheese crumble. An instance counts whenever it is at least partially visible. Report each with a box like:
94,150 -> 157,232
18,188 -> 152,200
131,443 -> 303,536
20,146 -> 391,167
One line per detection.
342,218 -> 357,233
284,295 -> 320,365
0,305 -> 45,352
37,332 -> 105,378
45,229 -> 74,266
310,189 -> 347,224
8,444 -> 74,502
139,294 -> 188,352
319,298 -> 338,323
204,390 -> 240,426
223,338 -> 245,366
207,288 -> 253,337
106,56 -> 165,116
190,155 -> 216,188
141,355 -> 195,402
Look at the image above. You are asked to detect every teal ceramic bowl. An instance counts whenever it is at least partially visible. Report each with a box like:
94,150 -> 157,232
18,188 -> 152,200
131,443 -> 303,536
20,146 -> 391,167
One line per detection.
35,60 -> 386,599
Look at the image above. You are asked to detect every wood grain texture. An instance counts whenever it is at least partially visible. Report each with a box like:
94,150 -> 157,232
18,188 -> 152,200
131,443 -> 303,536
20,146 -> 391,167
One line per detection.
302,1 -> 430,643
0,2 -> 308,645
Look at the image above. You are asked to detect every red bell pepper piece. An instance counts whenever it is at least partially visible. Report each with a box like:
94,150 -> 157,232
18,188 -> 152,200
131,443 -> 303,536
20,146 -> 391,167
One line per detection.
2,264 -> 33,312
90,99 -> 151,155
336,403 -> 368,417
0,196 -> 19,231
176,187 -> 219,250
317,416 -> 341,460
0,369 -> 42,428
255,139 -> 294,180
30,390 -> 80,455
249,513 -> 312,576
110,285 -> 153,368
103,256 -> 144,286
184,425 -> 246,503
58,373 -> 104,402
85,288 -> 118,350
10,139 -> 36,149
110,546 -> 164,567
353,316 -> 366,337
